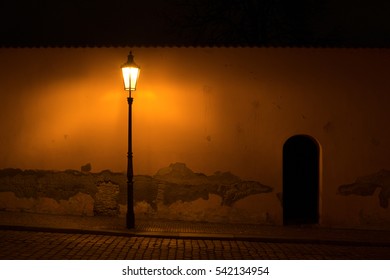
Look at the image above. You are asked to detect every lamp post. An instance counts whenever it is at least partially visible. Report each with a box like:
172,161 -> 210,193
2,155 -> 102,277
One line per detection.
121,51 -> 140,229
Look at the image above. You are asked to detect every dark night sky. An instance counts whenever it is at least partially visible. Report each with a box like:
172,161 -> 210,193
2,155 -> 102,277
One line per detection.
0,0 -> 390,47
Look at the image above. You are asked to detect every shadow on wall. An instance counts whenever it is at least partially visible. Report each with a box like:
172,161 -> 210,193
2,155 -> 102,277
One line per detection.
0,163 -> 275,224
338,169 -> 390,208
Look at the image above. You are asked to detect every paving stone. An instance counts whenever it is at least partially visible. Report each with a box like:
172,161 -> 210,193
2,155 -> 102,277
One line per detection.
1,229 -> 390,260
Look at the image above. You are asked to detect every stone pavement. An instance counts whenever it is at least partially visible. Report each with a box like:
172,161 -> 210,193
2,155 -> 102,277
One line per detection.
0,211 -> 390,260
1,211 -> 390,246
1,229 -> 390,259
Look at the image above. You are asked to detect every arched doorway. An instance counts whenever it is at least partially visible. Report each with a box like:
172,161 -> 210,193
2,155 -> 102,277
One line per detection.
283,135 -> 320,225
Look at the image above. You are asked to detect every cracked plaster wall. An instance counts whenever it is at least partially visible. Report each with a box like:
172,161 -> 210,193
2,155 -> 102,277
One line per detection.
0,163 -> 278,224
336,170 -> 390,229
1,48 -> 390,229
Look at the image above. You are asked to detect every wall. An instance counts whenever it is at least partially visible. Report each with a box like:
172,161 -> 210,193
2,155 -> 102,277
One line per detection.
0,47 -> 390,229
0,163 -> 276,224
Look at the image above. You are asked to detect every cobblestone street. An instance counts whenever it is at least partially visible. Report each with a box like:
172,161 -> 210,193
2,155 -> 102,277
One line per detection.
1,229 -> 389,260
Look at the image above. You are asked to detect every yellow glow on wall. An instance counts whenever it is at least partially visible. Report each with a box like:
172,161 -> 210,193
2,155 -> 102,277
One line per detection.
1,47 -> 390,187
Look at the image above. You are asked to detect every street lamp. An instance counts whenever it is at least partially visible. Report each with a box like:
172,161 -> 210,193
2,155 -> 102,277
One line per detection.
121,51 -> 140,229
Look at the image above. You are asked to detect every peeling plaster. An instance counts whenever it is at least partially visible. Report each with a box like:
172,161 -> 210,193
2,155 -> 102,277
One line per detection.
0,163 -> 273,223
152,163 -> 273,206
338,169 -> 390,208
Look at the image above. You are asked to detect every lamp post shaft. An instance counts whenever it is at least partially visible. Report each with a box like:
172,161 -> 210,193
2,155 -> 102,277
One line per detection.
126,96 -> 135,228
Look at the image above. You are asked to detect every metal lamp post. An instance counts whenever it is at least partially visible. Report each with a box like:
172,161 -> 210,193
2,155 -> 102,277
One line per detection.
121,51 -> 140,229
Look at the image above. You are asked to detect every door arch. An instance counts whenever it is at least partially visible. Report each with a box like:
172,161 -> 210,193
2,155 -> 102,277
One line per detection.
283,135 -> 320,225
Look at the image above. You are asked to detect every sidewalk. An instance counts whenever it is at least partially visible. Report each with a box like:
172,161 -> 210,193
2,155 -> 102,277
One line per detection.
1,211 -> 390,246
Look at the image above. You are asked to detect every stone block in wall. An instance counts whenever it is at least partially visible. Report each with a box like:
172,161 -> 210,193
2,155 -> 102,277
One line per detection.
94,182 -> 120,216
